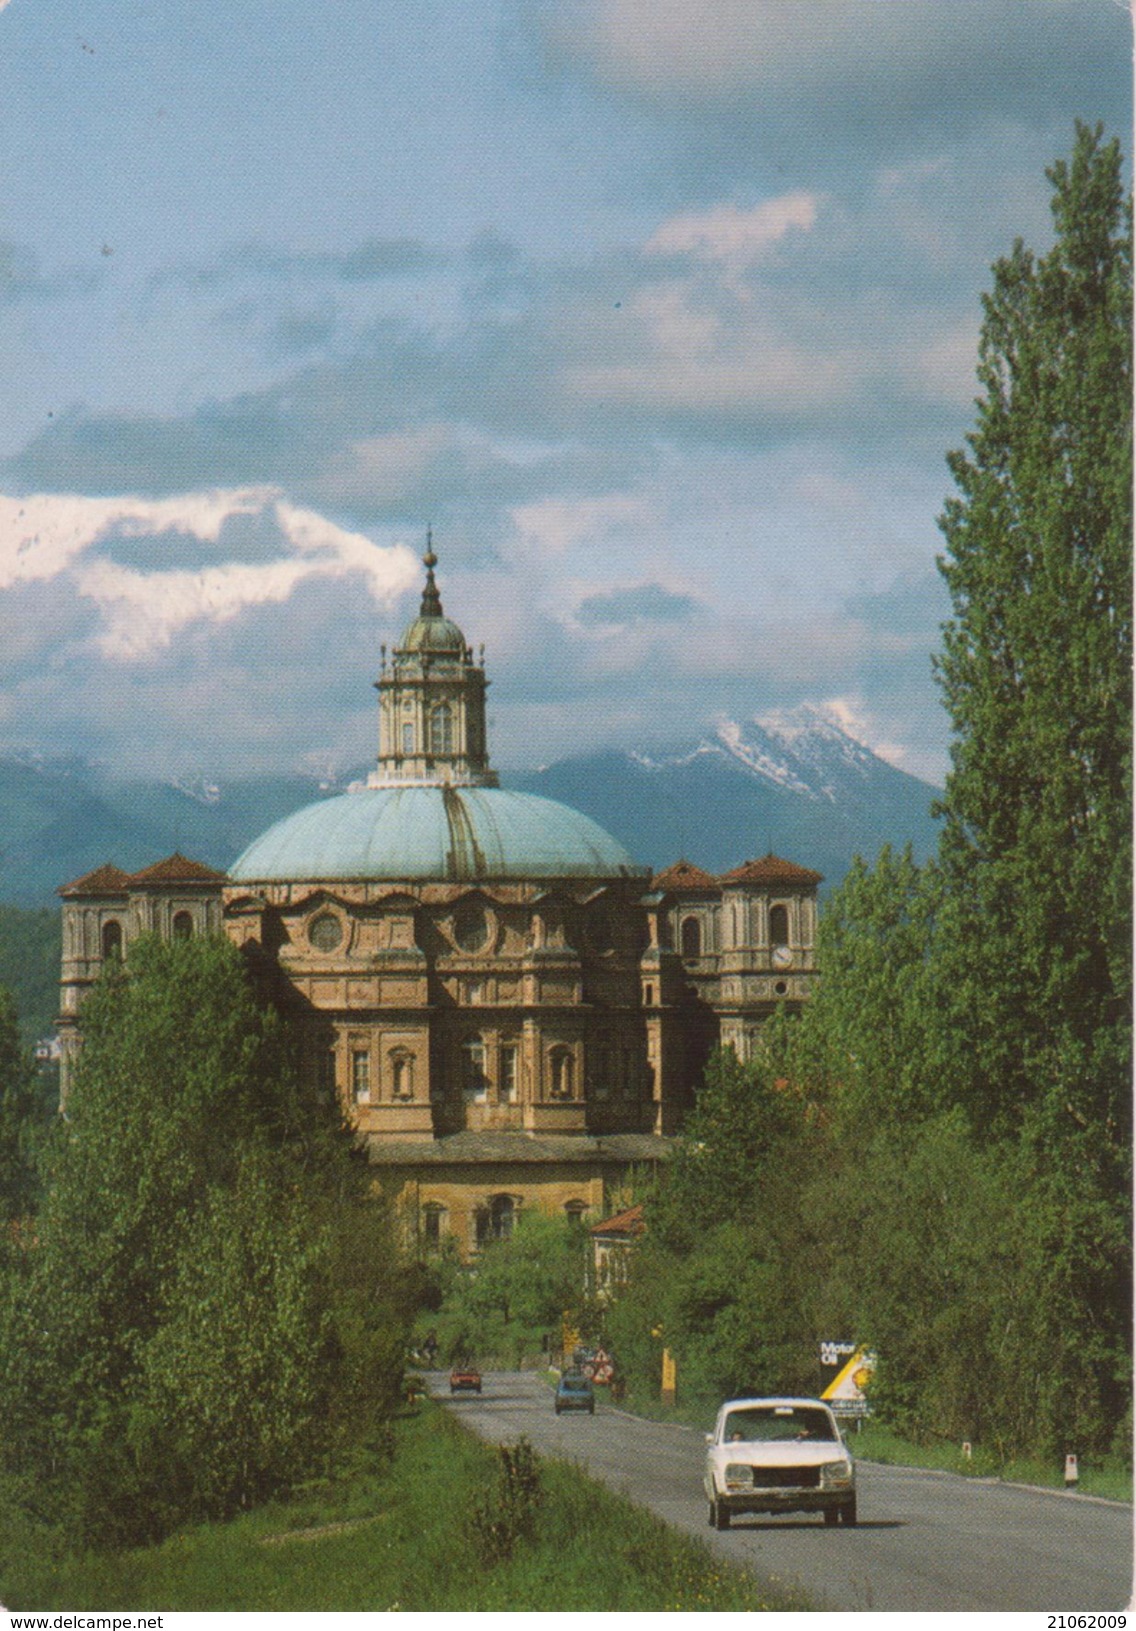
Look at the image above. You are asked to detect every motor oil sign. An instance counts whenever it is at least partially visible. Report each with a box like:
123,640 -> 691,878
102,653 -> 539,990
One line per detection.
819,1341 -> 875,1417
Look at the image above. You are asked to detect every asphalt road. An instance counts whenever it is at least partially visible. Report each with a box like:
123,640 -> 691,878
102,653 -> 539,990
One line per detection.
431,1369 -> 1133,1612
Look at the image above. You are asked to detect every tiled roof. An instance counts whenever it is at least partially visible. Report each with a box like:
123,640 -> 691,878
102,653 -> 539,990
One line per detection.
58,862 -> 135,896
59,853 -> 227,896
590,1201 -> 646,1238
653,858 -> 718,890
365,1131 -> 673,1166
128,853 -> 228,885
718,853 -> 824,887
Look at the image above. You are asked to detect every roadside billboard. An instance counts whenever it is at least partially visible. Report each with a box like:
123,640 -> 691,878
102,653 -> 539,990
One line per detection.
819,1341 -> 875,1418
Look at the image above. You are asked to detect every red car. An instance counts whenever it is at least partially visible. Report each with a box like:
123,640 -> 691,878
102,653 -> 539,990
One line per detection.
450,1365 -> 482,1394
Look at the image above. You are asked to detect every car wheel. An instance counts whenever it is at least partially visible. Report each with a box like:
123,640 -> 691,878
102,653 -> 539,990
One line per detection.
588,1404 -> 594,1414
823,1507 -> 839,1527
555,1405 -> 562,1414
707,1501 -> 716,1528
713,1499 -> 730,1530
840,1498 -> 858,1527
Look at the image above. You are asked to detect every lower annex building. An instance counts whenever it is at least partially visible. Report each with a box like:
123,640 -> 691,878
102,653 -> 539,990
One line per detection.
59,543 -> 821,1256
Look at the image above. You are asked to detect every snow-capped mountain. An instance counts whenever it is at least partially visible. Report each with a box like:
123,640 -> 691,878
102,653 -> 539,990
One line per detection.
0,711 -> 941,906
512,711 -> 942,885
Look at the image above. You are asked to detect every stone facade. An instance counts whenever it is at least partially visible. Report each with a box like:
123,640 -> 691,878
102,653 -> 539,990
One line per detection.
58,545 -> 821,1255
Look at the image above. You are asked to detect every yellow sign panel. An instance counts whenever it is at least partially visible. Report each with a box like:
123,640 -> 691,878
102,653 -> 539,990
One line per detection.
821,1347 -> 875,1404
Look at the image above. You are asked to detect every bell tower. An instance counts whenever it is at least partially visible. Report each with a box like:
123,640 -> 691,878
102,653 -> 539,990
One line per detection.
369,534 -> 498,788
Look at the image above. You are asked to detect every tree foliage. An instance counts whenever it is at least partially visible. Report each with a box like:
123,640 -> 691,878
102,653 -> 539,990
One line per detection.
605,128 -> 1131,1463
935,120 -> 1131,1147
0,934 -> 410,1546
0,986 -> 45,1221
428,1210 -> 591,1365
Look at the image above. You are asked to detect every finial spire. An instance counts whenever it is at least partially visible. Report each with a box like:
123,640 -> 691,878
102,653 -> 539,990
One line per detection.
420,526 -> 442,617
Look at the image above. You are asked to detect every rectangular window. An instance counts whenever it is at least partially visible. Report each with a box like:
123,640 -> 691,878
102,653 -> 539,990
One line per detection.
500,1044 -> 518,1103
352,1049 -> 371,1103
462,1039 -> 488,1103
402,722 -> 414,754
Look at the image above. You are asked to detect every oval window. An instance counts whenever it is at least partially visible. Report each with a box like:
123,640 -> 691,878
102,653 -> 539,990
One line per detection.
310,912 -> 343,952
454,903 -> 489,952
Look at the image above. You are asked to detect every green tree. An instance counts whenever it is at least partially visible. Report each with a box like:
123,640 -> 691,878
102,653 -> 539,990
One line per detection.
935,120 -> 1132,1148
0,933 -> 409,1546
779,846 -> 952,1133
607,1049 -> 829,1403
0,986 -> 45,1221
430,1210 -> 591,1364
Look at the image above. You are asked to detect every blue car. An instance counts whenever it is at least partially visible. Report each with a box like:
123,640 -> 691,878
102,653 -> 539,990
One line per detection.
555,1372 -> 595,1415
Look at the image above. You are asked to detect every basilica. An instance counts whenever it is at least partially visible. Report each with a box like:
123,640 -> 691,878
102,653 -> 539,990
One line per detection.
59,543 -> 821,1254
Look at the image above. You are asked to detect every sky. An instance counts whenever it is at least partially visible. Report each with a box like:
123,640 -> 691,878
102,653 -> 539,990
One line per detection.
0,0 -> 1130,787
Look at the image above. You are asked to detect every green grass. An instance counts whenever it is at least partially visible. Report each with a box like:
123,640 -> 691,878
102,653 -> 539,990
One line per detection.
0,1403 -> 808,1612
611,1385 -> 1132,1503
848,1421 -> 1132,1502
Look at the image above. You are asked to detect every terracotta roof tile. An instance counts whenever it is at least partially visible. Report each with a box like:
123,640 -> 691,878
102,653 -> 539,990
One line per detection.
589,1201 -> 646,1237
128,853 -> 228,885
653,858 -> 718,890
58,862 -> 134,896
718,853 -> 824,887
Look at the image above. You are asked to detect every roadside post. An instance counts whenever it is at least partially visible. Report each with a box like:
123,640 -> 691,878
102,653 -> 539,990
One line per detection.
1064,1454 -> 1079,1487
661,1347 -> 677,1406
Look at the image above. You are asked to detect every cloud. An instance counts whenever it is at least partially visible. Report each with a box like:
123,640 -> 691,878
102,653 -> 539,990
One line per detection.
151,238 -> 437,292
576,583 -> 699,627
646,193 -> 822,274
549,0 -> 1130,137
0,488 -> 420,660
0,239 -> 97,303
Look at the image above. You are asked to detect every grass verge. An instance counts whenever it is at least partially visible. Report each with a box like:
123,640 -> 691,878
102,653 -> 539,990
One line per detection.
847,1422 -> 1132,1502
613,1384 -> 1131,1503
0,1402 -> 808,1612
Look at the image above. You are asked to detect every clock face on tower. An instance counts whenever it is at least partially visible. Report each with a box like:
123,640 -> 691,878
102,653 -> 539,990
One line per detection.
772,945 -> 793,969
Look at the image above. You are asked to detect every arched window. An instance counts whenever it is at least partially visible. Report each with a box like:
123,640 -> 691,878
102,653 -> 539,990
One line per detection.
681,916 -> 702,958
462,1036 -> 488,1103
491,1194 -> 515,1240
422,1202 -> 447,1250
101,920 -> 123,960
172,910 -> 193,940
476,1194 -> 516,1247
390,1052 -> 414,1100
770,904 -> 790,948
429,702 -> 454,756
549,1046 -> 575,1100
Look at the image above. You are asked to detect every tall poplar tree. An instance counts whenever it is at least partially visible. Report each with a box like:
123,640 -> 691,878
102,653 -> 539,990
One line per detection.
935,121 -> 1132,1154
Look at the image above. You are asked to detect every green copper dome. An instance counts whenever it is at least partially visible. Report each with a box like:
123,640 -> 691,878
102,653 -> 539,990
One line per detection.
399,612 -> 467,655
229,785 -> 649,884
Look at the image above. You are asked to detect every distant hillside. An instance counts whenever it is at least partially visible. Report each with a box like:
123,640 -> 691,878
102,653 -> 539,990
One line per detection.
0,713 -> 940,907
0,757 -> 335,907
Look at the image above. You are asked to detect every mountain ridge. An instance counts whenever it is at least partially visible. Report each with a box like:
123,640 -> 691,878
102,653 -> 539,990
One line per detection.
0,712 -> 941,906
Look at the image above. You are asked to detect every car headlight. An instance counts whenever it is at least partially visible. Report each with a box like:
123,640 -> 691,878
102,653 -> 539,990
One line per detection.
819,1460 -> 853,1488
724,1463 -> 754,1489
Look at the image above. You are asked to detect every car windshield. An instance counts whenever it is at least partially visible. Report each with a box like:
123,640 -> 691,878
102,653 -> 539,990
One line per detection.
722,1406 -> 835,1444
561,1376 -> 590,1392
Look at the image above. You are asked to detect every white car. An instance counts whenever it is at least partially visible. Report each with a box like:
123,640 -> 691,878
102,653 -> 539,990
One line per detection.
704,1396 -> 856,1529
